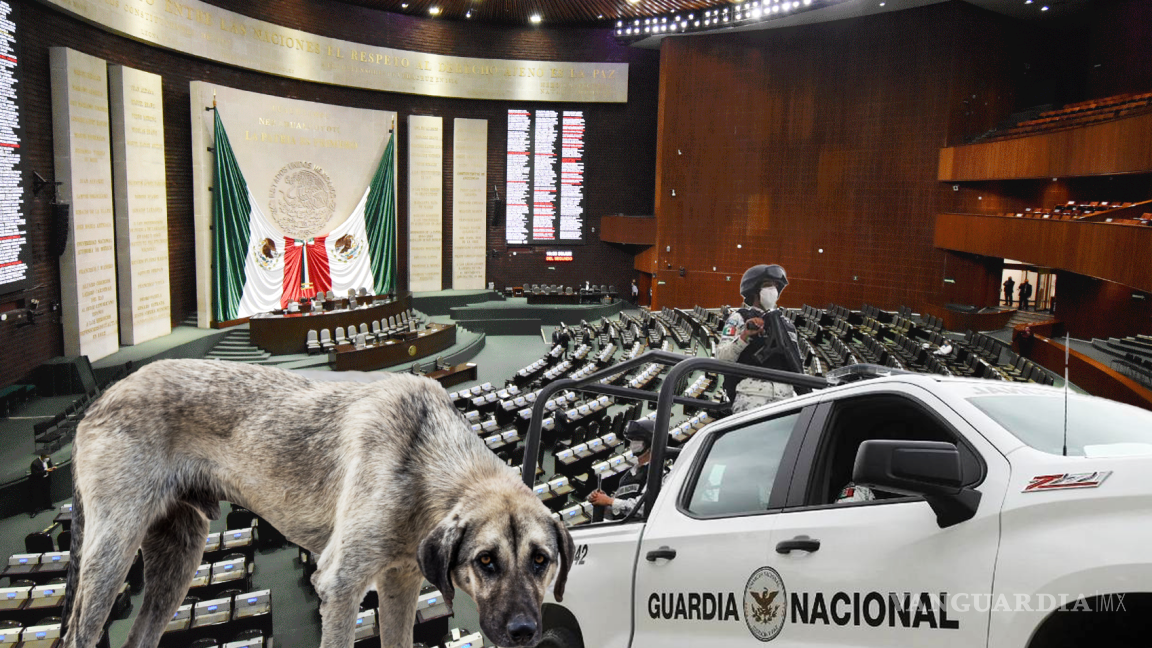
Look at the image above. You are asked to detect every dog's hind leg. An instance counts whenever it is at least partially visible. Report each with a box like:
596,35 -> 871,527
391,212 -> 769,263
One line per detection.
64,518 -> 148,648
122,503 -> 208,648
374,566 -> 421,648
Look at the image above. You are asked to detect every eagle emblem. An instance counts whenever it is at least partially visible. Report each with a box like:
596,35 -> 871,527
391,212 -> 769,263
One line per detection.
331,233 -> 364,263
744,566 -> 786,642
749,589 -> 781,625
252,237 -> 281,271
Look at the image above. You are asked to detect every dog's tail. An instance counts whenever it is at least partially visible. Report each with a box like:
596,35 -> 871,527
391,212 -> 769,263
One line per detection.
61,472 -> 83,638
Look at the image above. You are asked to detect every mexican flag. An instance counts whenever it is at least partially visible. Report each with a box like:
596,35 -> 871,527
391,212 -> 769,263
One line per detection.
211,109 -> 397,323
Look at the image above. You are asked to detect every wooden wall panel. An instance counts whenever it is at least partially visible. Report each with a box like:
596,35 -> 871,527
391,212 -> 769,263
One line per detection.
934,213 -> 1152,294
939,252 -> 1003,309
939,111 -> 1152,181
2,0 -> 659,387
651,2 -> 1021,311
1053,270 -> 1152,339
601,216 -> 656,245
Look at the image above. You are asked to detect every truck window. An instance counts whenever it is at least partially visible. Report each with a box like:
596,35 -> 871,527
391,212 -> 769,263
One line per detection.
684,411 -> 801,518
804,394 -> 982,507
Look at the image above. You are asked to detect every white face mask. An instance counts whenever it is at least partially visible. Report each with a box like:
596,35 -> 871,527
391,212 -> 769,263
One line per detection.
760,286 -> 779,310
629,440 -> 646,454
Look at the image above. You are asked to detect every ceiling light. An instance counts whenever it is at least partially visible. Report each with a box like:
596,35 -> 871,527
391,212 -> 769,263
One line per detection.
1041,5 -> 1049,10
400,2 -> 408,6
598,14 -> 603,19
530,13 -> 541,23
428,6 -> 440,15
627,0 -> 641,4
879,1 -> 885,5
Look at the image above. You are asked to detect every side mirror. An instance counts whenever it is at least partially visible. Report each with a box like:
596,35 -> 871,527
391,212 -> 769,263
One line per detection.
852,440 -> 981,528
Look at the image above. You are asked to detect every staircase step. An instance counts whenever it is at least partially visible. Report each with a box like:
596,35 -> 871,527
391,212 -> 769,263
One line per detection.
207,348 -> 268,356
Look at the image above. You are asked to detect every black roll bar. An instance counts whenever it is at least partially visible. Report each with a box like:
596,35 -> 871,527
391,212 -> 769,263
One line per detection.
520,351 -> 830,514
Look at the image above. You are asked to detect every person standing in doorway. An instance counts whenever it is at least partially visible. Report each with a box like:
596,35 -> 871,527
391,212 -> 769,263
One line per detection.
631,279 -> 639,305
1019,278 -> 1033,311
1003,276 -> 1015,307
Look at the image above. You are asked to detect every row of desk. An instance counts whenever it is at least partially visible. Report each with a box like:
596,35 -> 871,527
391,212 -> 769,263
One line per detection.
249,293 -> 412,355
332,323 -> 456,372
524,291 -> 617,305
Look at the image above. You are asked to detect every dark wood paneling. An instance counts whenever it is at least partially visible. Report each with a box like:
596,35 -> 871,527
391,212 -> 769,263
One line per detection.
600,216 -> 655,245
940,252 -> 1003,309
939,111 -> 1152,181
2,0 -> 659,387
651,2 -> 1021,311
1053,270 -> 1152,340
934,213 -> 1152,294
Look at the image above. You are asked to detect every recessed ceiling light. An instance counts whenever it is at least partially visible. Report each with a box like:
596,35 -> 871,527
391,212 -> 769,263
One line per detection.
627,0 -> 641,4
400,2 -> 408,7
879,1 -> 885,5
530,13 -> 542,23
1040,5 -> 1049,10
428,6 -> 440,15
598,14 -> 603,19
466,10 -> 472,17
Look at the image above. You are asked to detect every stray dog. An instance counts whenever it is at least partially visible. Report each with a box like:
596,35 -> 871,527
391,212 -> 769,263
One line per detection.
61,360 -> 573,648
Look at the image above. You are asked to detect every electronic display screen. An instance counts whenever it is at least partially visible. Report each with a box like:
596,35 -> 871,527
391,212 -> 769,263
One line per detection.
505,109 -> 584,245
0,1 -> 27,295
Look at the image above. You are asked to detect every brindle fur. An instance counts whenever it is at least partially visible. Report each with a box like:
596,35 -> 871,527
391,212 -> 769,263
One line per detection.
60,359 -> 573,648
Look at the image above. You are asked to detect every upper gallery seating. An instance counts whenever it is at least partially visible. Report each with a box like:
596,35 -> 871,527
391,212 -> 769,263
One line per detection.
975,91 -> 1152,143
991,200 -> 1151,225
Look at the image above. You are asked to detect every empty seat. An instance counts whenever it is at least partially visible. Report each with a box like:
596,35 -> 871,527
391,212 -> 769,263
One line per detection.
320,329 -> 334,352
359,323 -> 370,337
334,326 -> 348,345
306,330 -> 321,355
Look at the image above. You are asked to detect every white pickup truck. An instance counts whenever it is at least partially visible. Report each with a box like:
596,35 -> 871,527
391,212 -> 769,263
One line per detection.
529,359 -> 1151,648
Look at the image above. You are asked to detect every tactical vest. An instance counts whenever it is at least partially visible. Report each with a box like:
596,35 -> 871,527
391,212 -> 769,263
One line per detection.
723,307 -> 804,401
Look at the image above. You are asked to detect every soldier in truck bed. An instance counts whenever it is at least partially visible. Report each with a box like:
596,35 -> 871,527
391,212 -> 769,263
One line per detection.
716,264 -> 810,414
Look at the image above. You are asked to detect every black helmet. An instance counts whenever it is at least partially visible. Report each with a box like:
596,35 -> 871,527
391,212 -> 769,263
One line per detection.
739,264 -> 788,304
624,418 -> 655,454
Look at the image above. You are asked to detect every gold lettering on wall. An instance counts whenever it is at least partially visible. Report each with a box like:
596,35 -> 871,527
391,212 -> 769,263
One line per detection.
44,0 -> 628,102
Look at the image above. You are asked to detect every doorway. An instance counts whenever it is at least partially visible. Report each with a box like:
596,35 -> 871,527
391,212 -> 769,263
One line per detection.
1001,262 -> 1056,313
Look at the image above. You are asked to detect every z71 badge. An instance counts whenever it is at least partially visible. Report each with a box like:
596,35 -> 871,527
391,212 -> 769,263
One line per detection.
1023,471 -> 1112,492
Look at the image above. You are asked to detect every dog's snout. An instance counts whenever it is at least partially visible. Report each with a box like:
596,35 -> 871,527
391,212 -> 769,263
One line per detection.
506,615 -> 537,643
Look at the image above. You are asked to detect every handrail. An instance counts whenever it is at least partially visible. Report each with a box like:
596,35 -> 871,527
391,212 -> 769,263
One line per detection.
520,351 -> 831,518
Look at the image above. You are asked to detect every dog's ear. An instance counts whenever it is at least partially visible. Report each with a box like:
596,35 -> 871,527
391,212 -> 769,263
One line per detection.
418,515 -> 467,604
550,518 -> 575,602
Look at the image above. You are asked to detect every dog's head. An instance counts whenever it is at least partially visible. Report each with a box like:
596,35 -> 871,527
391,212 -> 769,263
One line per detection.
418,484 -> 574,647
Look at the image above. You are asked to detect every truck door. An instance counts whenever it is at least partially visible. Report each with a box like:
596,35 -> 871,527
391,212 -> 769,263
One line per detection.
632,406 -> 816,647
766,384 -> 1010,648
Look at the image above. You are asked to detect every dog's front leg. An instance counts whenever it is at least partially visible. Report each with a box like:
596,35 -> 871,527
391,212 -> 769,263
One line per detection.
313,558 -> 368,648
374,566 -> 422,648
